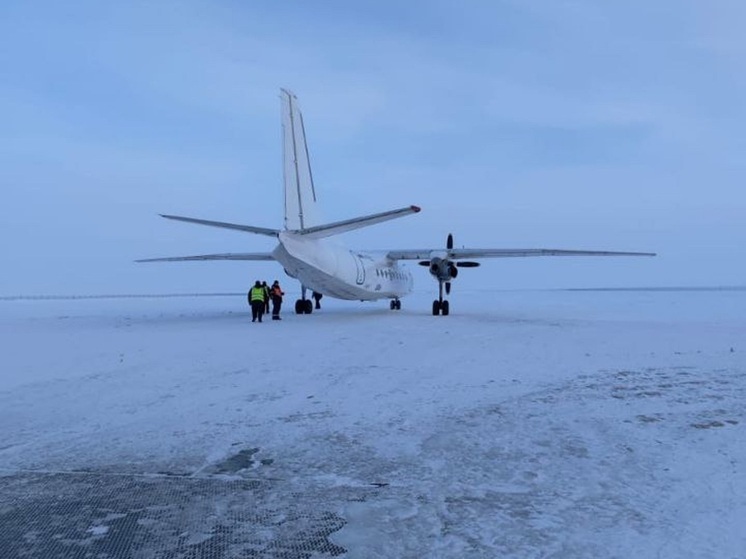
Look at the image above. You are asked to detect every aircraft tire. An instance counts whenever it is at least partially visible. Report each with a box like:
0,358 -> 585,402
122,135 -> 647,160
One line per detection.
295,300 -> 304,314
303,299 -> 313,314
395,300 -> 401,310
432,300 -> 441,316
441,300 -> 450,316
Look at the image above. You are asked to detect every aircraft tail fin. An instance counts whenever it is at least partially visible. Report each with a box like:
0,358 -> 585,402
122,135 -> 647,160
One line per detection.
281,89 -> 322,231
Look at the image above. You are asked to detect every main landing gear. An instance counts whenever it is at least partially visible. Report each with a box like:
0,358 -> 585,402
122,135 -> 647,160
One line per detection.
295,285 -> 313,314
390,298 -> 401,310
432,281 -> 450,316
295,299 -> 313,314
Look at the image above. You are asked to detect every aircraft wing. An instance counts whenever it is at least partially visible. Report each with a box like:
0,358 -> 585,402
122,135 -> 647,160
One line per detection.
136,253 -> 275,263
386,248 -> 656,260
159,214 -> 280,237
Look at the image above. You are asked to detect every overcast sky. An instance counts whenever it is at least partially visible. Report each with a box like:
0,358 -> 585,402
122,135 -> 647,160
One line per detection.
1,1 -> 744,295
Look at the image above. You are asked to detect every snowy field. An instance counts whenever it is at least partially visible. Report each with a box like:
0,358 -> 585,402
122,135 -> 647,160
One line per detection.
1,288 -> 745,558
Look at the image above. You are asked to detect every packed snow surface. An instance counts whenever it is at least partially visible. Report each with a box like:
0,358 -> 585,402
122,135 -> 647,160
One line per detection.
1,288 -> 744,558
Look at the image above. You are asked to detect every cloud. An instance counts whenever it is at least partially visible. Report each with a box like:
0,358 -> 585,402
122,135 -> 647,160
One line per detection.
1,0 -> 744,293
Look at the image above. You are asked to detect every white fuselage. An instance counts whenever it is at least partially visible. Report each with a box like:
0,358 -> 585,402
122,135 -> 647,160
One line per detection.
272,231 -> 413,301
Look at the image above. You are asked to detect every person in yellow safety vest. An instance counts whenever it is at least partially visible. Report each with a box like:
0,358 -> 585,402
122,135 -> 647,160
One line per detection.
248,280 -> 267,322
270,280 -> 285,320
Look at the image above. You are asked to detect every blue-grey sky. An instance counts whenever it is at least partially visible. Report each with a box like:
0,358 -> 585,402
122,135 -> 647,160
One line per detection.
1,1 -> 744,295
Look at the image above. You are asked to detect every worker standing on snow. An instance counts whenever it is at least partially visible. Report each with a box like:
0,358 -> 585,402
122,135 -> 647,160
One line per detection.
270,280 -> 285,320
262,281 -> 271,314
248,280 -> 267,322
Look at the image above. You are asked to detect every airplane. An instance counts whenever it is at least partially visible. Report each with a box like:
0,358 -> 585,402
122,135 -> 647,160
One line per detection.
138,89 -> 655,316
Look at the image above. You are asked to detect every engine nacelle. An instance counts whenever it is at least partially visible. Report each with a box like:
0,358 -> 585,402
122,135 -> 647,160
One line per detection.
428,257 -> 458,282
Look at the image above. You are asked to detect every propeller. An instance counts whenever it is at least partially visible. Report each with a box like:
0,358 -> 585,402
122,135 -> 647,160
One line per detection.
422,233 -> 477,299
428,233 -> 478,315
445,233 -> 454,294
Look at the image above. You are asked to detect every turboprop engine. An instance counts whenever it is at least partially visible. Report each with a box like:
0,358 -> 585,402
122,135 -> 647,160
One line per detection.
428,256 -> 458,283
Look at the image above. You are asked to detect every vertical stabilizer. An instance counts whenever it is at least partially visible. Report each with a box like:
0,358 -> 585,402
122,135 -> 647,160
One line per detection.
281,89 -> 322,231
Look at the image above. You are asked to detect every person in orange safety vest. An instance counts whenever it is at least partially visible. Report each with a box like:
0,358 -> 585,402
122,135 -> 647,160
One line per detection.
270,280 -> 285,320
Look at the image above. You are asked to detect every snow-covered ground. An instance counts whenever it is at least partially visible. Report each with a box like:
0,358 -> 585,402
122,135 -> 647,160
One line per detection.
1,288 -> 744,558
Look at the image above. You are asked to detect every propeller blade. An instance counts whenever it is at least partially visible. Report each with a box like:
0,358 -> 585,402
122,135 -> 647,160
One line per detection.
445,281 -> 451,295
447,233 -> 453,250
456,261 -> 480,268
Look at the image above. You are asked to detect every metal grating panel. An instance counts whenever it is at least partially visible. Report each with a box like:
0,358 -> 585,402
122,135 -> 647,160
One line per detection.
0,472 -> 353,558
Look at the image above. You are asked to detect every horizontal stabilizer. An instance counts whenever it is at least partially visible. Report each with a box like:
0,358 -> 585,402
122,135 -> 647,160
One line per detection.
387,248 -> 656,260
295,205 -> 421,239
136,253 -> 275,263
160,214 -> 279,237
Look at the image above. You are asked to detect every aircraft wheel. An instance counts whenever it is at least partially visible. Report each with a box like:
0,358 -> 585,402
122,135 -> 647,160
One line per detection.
432,300 -> 441,315
441,300 -> 450,316
303,299 -> 313,314
390,300 -> 396,310
395,300 -> 401,310
295,300 -> 304,314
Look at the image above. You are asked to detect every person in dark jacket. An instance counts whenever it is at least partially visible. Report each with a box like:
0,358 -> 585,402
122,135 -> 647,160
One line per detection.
248,280 -> 267,322
270,280 -> 285,320
262,281 -> 271,314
